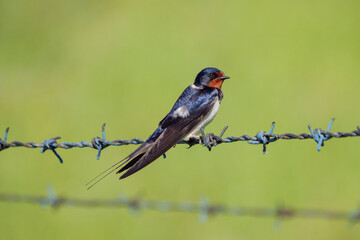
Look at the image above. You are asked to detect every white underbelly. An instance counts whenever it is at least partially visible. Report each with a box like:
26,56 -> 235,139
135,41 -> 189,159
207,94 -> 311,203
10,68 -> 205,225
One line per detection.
185,98 -> 220,138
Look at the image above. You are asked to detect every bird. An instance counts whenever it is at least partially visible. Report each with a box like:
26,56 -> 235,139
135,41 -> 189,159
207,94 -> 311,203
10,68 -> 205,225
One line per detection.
86,67 -> 229,189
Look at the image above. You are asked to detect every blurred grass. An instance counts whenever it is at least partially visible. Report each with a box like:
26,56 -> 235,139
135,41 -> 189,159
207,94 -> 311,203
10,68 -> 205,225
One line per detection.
1,0 -> 360,239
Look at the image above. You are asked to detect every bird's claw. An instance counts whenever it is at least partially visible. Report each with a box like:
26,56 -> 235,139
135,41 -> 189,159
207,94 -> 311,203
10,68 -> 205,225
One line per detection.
187,137 -> 199,149
188,126 -> 228,151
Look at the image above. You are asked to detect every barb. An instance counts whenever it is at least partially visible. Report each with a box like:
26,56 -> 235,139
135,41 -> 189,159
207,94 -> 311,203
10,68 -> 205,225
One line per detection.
0,186 -> 359,223
0,118 -> 359,162
308,118 -> 336,151
91,123 -> 109,160
248,122 -> 277,154
40,137 -> 63,163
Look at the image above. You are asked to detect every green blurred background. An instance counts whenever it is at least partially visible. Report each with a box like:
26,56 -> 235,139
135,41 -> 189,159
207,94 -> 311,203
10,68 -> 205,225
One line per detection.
1,0 -> 360,239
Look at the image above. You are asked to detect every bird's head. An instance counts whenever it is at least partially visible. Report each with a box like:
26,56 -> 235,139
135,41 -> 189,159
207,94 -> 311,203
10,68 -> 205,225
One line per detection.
194,67 -> 230,89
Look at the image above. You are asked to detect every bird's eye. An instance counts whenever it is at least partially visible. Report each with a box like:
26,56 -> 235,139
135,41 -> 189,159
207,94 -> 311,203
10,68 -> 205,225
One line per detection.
208,73 -> 216,79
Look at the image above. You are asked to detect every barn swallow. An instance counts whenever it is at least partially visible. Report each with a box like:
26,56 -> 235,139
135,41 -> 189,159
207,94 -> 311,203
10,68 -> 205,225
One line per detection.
87,67 -> 229,188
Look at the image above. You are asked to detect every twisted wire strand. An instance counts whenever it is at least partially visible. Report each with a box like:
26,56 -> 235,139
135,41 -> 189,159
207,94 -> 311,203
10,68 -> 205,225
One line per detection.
0,187 -> 359,223
0,119 -> 359,163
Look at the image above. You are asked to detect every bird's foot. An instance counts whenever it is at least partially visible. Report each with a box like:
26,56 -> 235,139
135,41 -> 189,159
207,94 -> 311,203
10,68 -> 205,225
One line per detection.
187,136 -> 199,149
187,126 -> 229,151
200,126 -> 229,151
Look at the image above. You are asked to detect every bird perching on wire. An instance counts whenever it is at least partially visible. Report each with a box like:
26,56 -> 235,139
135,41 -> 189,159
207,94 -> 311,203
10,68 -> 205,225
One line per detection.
86,67 -> 230,189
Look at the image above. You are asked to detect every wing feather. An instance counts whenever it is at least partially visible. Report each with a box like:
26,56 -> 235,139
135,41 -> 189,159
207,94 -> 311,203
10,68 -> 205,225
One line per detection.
119,92 -> 217,179
87,86 -> 221,187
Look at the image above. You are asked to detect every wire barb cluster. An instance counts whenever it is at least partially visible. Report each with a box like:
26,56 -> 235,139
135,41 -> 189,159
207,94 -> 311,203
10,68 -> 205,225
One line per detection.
0,118 -> 359,163
0,186 -> 359,224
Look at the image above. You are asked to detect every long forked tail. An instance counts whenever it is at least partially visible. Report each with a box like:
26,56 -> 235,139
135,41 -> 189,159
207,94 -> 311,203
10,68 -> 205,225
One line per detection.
85,157 -> 130,189
85,143 -> 150,189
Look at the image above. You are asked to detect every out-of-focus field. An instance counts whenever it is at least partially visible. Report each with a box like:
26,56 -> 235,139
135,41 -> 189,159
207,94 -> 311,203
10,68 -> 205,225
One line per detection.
1,0 -> 360,239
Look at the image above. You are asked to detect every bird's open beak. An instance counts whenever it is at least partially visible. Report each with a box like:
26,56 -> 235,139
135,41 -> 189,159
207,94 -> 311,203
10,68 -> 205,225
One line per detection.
219,76 -> 230,80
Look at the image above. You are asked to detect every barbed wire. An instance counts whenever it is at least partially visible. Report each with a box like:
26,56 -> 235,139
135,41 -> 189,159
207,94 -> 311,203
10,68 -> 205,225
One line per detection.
0,118 -> 359,163
0,186 -> 359,224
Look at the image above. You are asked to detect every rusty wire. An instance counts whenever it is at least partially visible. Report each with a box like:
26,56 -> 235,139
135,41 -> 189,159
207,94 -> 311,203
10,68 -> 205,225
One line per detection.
0,186 -> 359,224
0,118 -> 359,163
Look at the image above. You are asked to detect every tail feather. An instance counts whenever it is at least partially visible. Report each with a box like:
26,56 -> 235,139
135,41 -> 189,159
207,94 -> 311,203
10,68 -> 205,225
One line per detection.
119,128 -> 181,179
116,152 -> 146,174
86,142 -> 151,189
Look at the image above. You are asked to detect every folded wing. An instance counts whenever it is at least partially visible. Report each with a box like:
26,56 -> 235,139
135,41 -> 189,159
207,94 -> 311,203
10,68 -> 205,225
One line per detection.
118,87 -> 219,179
86,87 -> 220,188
